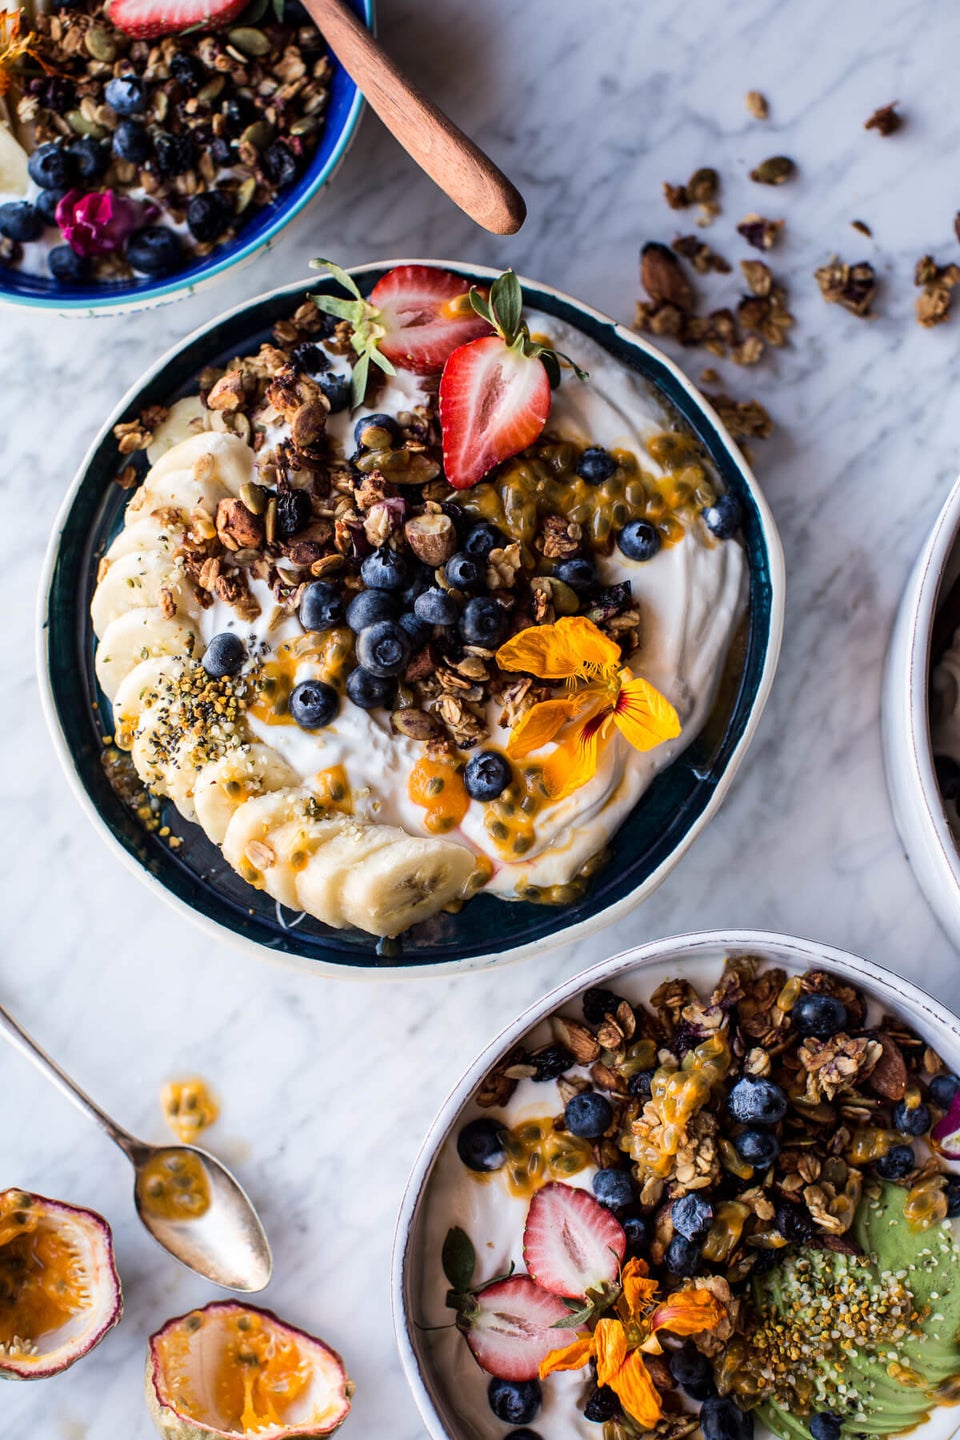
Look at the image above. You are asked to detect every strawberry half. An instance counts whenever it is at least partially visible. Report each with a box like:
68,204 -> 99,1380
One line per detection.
437,268 -> 587,489
368,265 -> 492,374
522,1182 -> 626,1298
107,0 -> 247,38
459,1275 -> 581,1381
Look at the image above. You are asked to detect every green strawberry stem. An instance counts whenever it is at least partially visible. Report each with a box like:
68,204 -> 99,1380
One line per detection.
309,258 -> 397,409
469,269 -> 589,388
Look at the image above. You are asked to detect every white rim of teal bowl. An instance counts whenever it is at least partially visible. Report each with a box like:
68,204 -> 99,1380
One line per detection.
38,262 -> 786,979
883,473 -> 960,950
391,927 -> 960,1440
0,3 -> 371,317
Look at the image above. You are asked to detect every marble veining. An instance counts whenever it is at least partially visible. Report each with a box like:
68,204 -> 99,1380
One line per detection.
3,0 -> 960,1434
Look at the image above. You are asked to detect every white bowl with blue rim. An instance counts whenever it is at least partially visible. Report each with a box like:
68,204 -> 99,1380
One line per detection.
39,261 -> 785,975
0,0 -> 371,316
883,474 -> 960,951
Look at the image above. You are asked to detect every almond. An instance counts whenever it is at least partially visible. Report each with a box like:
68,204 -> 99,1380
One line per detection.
405,512 -> 457,566
641,241 -> 695,311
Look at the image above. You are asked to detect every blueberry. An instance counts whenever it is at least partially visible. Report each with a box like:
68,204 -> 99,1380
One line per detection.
617,520 -> 662,562
354,412 -> 400,449
113,119 -> 152,164
945,1176 -> 960,1217
702,493 -> 742,540
153,129 -> 196,176
345,666 -> 393,710
792,993 -> 848,1039
169,52 -> 205,90
414,588 -> 459,626
892,1100 -> 931,1136
669,1342 -> 716,1400
628,1069 -> 654,1098
553,557 -> 596,592
361,547 -> 407,591
202,631 -> 245,677
68,136 -> 109,181
276,488 -> 312,539
577,446 -> 617,485
564,1091 -> 613,1139
464,522 -> 503,558
488,1378 -> 541,1426
356,620 -> 410,678
289,679 -> 338,729
28,142 -> 75,190
34,187 -> 67,225
529,1044 -> 573,1081
935,755 -> 960,803
48,245 -> 89,283
727,1076 -> 788,1126
592,1168 -> 635,1211
700,1397 -> 753,1440
460,596 -> 508,647
0,202 -> 41,242
583,1386 -> 620,1422
346,589 -> 398,632
621,1214 -> 648,1251
318,371 -> 351,412
105,74 -> 148,116
464,751 -> 512,802
672,1193 -> 714,1241
582,987 -> 623,1024
264,140 -> 298,188
665,1234 -> 702,1276
187,189 -> 232,244
874,1144 -> 915,1180
930,1073 -> 960,1108
445,551 -> 483,591
735,1129 -> 780,1167
300,581 -> 343,632
292,342 -> 330,376
456,1117 -> 507,1171
809,1415 -> 842,1440
126,226 -> 183,276
399,611 -> 432,647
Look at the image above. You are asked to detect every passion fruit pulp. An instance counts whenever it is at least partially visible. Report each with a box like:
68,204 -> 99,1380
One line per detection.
147,1301 -> 353,1439
0,1188 -> 122,1380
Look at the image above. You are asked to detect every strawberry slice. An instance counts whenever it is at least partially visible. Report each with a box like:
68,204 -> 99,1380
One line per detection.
368,265 -> 492,374
522,1182 -> 626,1298
439,336 -> 551,490
459,1275 -> 581,1381
108,0 -> 247,39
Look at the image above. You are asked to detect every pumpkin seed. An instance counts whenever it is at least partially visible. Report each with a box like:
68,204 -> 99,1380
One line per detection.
197,75 -> 226,103
65,109 -> 106,138
241,120 -> 274,153
240,482 -> 268,515
85,26 -> 116,61
235,177 -> 257,214
228,26 -> 272,56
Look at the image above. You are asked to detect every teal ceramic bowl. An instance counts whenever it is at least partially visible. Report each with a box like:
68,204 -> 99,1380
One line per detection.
39,261 -> 785,976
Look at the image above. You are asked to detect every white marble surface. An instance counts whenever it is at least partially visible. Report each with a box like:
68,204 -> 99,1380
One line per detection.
4,0 -> 960,1434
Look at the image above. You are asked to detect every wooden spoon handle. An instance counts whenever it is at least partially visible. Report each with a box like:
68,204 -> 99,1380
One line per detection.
303,0 -> 526,235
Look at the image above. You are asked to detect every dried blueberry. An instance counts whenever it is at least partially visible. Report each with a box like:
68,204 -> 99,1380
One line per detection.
169,52 -> 205,90
264,139 -> 298,188
529,1044 -> 573,1081
583,1386 -> 620,1422
582,987 -> 622,1024
292,342 -> 330,376
318,372 -> 351,413
665,1234 -> 702,1276
186,189 -> 232,244
276,488 -> 312,539
153,129 -> 196,176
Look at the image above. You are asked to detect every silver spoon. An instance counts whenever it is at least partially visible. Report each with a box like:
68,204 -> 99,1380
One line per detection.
0,1002 -> 272,1292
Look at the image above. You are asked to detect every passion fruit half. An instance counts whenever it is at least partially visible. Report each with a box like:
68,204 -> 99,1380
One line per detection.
0,1188 -> 122,1380
147,1301 -> 353,1439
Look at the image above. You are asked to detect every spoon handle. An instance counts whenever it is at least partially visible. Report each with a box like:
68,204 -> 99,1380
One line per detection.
303,0 -> 526,235
0,1002 -> 141,1158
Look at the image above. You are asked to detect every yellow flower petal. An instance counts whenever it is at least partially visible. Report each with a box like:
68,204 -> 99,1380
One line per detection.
539,1334 -> 595,1379
540,709 -> 610,800
651,1288 -> 723,1337
506,696 -> 581,759
593,1318 -> 628,1388
611,1351 -> 664,1429
496,617 -> 621,682
621,1256 -> 659,1317
612,673 -> 681,753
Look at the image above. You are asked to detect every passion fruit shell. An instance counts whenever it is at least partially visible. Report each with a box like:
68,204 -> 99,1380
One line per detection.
0,1188 -> 122,1380
146,1301 -> 353,1440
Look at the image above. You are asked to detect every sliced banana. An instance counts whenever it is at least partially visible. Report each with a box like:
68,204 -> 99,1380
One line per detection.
146,397 -> 215,466
193,744 -> 299,845
337,833 -> 477,937
102,518 -> 182,566
0,123 -> 29,197
110,656 -> 186,750
130,704 -> 179,795
221,790 -> 318,908
95,607 -> 200,702
146,431 -> 254,495
166,736 -> 222,824
293,823 -> 402,930
125,465 -> 228,526
91,550 -> 195,638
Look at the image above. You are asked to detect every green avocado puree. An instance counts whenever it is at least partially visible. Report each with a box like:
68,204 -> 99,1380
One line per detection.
754,1183 -> 960,1440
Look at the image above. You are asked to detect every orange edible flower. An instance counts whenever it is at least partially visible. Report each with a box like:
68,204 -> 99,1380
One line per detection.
495,616 -> 681,800
0,9 -> 53,96
539,1257 -> 722,1428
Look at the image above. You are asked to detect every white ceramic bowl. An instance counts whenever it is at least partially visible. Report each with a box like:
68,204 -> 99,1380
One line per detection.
883,474 -> 960,950
392,928 -> 960,1440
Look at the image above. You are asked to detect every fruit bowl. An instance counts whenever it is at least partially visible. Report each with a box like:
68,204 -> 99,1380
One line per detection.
392,929 -> 960,1440
39,262 -> 784,975
0,0 -> 371,315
